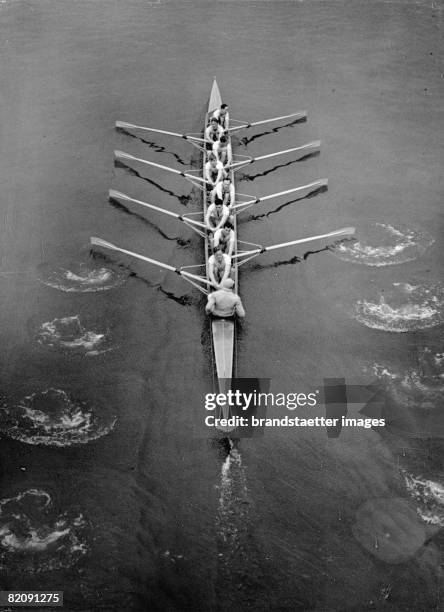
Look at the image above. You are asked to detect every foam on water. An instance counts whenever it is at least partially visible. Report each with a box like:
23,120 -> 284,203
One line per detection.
371,348 -> 444,408
331,223 -> 434,266
217,448 -> 251,546
0,388 -> 116,447
0,490 -> 88,572
38,262 -> 128,293
403,471 -> 444,527
354,281 -> 444,332
36,315 -> 114,355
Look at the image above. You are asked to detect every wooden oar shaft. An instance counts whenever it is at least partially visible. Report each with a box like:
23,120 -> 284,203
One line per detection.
228,111 -> 307,131
114,150 -> 207,184
90,237 -> 213,286
109,190 -> 206,228
116,121 -> 183,138
115,121 -> 205,143
109,189 -> 180,219
234,178 -> 328,209
250,140 -> 321,163
232,227 -> 355,259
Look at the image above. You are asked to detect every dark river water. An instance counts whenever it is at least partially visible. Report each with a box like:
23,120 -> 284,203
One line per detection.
1,1 -> 443,610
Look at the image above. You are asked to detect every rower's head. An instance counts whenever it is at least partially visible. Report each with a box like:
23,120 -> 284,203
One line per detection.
213,248 -> 224,262
220,103 -> 229,115
208,153 -> 217,165
222,177 -> 231,189
223,221 -> 233,233
221,278 -> 234,290
209,117 -> 219,127
219,134 -> 228,145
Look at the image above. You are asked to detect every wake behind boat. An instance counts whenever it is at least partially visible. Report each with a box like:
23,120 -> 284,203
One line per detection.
91,79 -> 355,430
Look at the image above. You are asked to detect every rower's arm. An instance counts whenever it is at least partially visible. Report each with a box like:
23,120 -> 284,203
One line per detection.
235,297 -> 246,318
227,234 -> 235,257
220,256 -> 231,284
205,293 -> 216,314
213,209 -> 229,232
213,230 -> 220,248
208,258 -> 219,288
226,143 -> 233,165
205,206 -> 214,230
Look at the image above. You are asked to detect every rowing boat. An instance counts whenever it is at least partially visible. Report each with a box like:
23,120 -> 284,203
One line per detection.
204,80 -> 237,401
91,79 -> 355,429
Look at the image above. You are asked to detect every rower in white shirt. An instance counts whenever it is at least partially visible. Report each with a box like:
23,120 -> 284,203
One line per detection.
212,177 -> 235,208
205,200 -> 230,234
204,153 -> 224,188
213,222 -> 235,257
208,248 -> 231,288
205,117 -> 224,149
213,134 -> 232,172
211,103 -> 229,130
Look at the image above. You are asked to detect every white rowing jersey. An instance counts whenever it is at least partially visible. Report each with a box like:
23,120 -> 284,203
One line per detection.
204,160 -> 224,185
213,181 -> 235,206
212,109 -> 230,130
214,228 -> 235,254
205,203 -> 230,230
208,253 -> 231,286
205,124 -> 224,144
213,141 -> 232,167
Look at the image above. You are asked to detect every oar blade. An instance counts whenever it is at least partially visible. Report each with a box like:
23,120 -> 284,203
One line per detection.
90,236 -> 118,251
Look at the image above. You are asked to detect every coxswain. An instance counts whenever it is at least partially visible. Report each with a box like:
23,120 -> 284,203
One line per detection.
205,117 -> 224,149
212,103 -> 230,130
212,176 -> 235,208
213,221 -> 235,257
205,278 -> 245,318
208,248 -> 231,288
205,199 -> 230,233
213,133 -> 232,171
204,153 -> 224,188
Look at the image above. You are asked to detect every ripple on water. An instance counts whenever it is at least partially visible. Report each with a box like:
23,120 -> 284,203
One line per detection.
331,222 -> 434,267
354,281 -> 444,332
35,315 -> 114,355
37,262 -> 129,293
0,388 -> 117,447
0,489 -> 88,572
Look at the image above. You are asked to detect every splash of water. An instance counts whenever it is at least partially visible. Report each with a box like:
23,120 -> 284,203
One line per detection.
354,281 -> 444,332
0,388 -> 116,447
331,222 -> 434,266
36,315 -> 114,355
403,471 -> 444,527
38,262 -> 128,293
0,490 -> 88,572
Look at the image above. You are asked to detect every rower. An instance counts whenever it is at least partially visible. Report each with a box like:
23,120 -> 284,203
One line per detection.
213,133 -> 232,171
205,278 -> 245,319
213,221 -> 235,257
204,153 -> 224,189
212,176 -> 235,208
212,103 -> 229,130
205,199 -> 230,234
205,117 -> 224,149
208,248 -> 231,288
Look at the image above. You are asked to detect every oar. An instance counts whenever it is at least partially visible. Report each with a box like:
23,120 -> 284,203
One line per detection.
90,237 -> 213,286
232,179 -> 328,210
114,150 -> 208,185
109,190 -> 206,229
232,227 -> 356,259
115,121 -> 205,143
230,140 -> 321,169
228,111 -> 307,132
